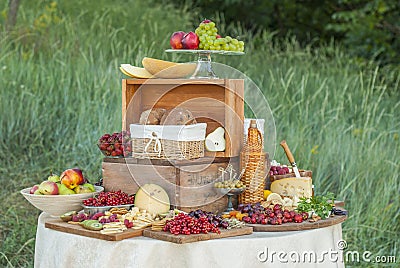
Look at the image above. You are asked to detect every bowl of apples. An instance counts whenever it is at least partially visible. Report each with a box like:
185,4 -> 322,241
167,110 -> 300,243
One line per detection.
20,168 -> 104,217
98,131 -> 132,158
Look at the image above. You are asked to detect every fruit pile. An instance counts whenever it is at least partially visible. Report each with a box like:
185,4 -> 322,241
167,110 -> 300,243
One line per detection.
98,131 -> 132,157
188,209 -> 228,229
195,20 -> 244,52
269,165 -> 290,176
231,203 -> 308,225
29,168 -> 96,196
170,19 -> 244,52
82,190 -> 135,207
163,213 -> 221,235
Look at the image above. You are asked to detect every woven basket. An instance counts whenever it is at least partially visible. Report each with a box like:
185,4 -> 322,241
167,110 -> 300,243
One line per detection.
130,123 -> 206,160
269,170 -> 313,183
131,138 -> 204,160
239,120 -> 266,204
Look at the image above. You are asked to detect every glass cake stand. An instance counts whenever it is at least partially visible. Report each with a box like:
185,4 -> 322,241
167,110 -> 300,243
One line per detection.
216,187 -> 246,214
165,49 -> 244,79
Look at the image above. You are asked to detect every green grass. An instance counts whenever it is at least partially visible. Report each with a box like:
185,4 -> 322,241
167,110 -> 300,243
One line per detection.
1,0 -> 399,267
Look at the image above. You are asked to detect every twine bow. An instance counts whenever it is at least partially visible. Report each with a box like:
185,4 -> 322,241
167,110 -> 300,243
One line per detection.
144,131 -> 162,157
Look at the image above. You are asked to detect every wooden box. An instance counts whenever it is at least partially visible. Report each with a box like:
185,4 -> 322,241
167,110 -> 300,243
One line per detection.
122,79 -> 244,158
102,157 -> 239,213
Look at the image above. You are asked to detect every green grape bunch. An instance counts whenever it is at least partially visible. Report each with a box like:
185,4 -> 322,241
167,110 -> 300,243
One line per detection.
194,19 -> 244,52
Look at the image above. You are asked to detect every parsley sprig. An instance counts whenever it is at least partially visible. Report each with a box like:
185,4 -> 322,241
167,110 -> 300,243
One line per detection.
296,192 -> 335,219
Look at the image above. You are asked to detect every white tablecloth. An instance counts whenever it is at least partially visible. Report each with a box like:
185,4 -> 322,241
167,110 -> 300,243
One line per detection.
35,213 -> 345,268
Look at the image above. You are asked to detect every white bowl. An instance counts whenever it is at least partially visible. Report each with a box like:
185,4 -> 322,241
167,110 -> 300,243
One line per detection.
20,186 -> 104,217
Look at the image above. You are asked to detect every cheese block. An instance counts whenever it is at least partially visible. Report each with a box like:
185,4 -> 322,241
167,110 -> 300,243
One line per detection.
134,184 -> 170,215
120,64 -> 153,78
270,177 -> 312,200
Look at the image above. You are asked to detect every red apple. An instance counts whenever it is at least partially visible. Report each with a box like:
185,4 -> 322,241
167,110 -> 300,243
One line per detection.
30,185 -> 39,194
38,181 -> 59,195
170,31 -> 186,49
60,168 -> 84,189
216,34 -> 221,39
202,19 -> 211,24
182,32 -> 199,49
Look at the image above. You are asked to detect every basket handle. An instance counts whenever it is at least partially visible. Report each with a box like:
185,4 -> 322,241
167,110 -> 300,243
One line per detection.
144,132 -> 162,157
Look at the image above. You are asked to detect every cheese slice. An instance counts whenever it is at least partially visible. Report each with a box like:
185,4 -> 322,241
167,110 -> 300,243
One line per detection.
142,57 -> 196,78
270,177 -> 312,199
120,64 -> 153,78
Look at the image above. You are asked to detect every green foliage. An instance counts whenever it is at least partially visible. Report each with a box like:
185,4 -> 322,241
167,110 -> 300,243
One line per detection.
297,193 -> 335,219
327,0 -> 400,64
0,1 -> 399,267
160,0 -> 400,64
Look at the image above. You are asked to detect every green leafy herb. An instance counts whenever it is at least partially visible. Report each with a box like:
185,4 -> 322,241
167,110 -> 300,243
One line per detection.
296,192 -> 335,219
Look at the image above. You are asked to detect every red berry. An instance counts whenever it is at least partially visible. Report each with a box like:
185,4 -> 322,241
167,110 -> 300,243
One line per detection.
294,214 -> 303,223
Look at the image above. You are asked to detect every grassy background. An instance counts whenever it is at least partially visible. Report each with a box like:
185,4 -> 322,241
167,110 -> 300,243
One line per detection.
0,0 -> 399,267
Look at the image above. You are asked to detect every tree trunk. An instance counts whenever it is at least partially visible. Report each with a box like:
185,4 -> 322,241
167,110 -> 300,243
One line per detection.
6,0 -> 21,32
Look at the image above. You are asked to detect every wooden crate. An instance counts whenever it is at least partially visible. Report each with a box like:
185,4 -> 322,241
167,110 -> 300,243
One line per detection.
102,157 -> 239,213
122,79 -> 244,158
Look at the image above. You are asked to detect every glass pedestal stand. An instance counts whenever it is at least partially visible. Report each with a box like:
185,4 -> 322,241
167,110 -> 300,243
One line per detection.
165,49 -> 244,79
216,188 -> 245,214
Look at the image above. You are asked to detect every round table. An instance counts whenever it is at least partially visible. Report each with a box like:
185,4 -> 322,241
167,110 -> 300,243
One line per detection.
35,213 -> 345,268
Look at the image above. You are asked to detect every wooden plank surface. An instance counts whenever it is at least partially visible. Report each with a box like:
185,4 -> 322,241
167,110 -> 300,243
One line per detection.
125,79 -> 227,85
103,156 -> 238,166
102,162 -> 177,204
143,226 -> 253,244
224,79 -> 244,157
45,219 -> 144,241
247,214 -> 347,232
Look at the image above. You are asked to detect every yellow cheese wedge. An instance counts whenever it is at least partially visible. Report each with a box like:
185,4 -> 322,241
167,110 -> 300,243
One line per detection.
142,57 -> 196,78
270,177 -> 312,199
120,64 -> 153,78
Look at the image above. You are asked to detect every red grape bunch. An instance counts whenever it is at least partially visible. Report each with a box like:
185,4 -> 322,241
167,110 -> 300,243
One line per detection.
163,213 -> 221,235
83,190 -> 135,207
238,203 -> 308,225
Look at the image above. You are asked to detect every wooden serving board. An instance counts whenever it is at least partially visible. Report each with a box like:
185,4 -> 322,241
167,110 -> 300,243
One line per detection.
45,219 -> 144,241
247,214 -> 347,232
143,226 -> 253,244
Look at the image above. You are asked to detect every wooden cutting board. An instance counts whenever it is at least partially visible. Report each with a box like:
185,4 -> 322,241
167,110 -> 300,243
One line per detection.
247,214 -> 347,232
45,219 -> 144,241
143,226 -> 253,244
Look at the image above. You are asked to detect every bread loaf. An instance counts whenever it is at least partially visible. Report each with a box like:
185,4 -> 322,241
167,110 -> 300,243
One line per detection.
139,108 -> 166,125
160,108 -> 197,125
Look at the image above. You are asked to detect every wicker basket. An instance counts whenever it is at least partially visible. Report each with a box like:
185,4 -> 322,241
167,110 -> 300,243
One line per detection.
269,170 -> 313,183
131,138 -> 204,160
239,120 -> 266,204
130,123 -> 206,160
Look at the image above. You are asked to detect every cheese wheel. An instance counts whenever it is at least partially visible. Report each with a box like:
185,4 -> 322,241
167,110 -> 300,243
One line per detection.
134,184 -> 170,215
270,177 -> 312,199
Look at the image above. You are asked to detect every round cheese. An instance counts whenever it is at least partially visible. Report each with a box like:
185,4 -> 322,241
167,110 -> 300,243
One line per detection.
134,184 -> 170,215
